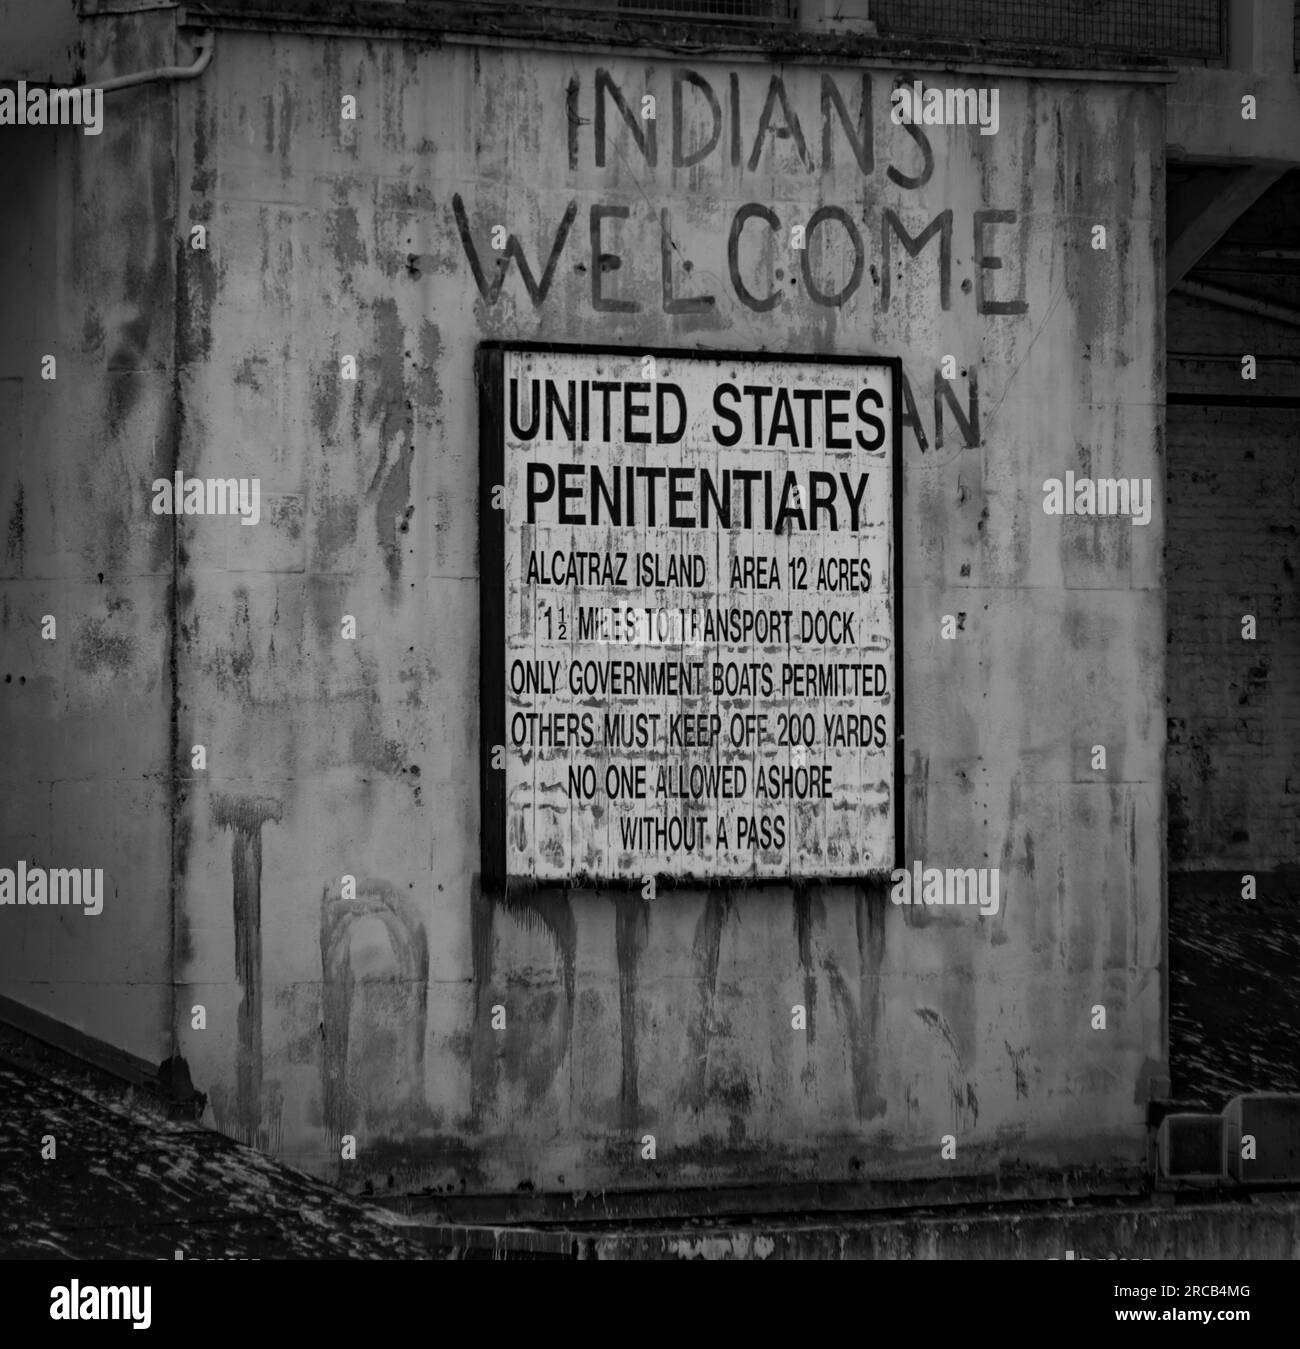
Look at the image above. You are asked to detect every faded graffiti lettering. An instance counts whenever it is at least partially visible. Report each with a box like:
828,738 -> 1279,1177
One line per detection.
454,193 -> 1023,328
451,65 -> 1026,337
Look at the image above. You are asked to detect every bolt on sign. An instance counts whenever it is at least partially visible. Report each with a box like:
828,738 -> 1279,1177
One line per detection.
478,344 -> 902,889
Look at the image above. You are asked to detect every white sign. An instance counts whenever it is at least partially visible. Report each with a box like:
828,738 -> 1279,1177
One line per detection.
487,346 -> 899,884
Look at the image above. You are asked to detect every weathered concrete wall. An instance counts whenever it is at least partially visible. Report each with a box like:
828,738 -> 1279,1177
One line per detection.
0,12 -> 181,1065
3,14 -> 1167,1197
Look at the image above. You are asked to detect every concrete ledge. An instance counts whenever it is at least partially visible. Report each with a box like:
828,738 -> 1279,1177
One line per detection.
405,1194 -> 1300,1259
379,1164 -> 1148,1227
158,0 -> 1174,75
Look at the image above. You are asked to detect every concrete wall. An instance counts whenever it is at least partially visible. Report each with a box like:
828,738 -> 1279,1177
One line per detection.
0,11 -> 181,1065
1,13 -> 1167,1197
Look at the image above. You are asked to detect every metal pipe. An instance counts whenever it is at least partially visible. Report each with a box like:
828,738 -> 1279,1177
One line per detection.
1174,277 -> 1300,328
87,29 -> 213,94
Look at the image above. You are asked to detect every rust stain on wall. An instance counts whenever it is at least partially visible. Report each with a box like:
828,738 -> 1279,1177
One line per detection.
319,878 -> 428,1154
72,616 -> 136,676
364,298 -> 416,594
5,484 -> 23,572
212,794 -> 283,1145
679,890 -> 733,1113
792,886 -> 821,1051
498,889 -> 577,1101
614,894 -> 650,1126
1005,1041 -> 1030,1100
469,877 -> 578,1120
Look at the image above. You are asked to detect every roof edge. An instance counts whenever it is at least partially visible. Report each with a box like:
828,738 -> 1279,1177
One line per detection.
85,1 -> 1184,79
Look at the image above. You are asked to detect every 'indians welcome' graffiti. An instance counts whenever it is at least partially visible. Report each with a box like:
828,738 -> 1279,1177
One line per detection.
451,69 -> 1025,452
